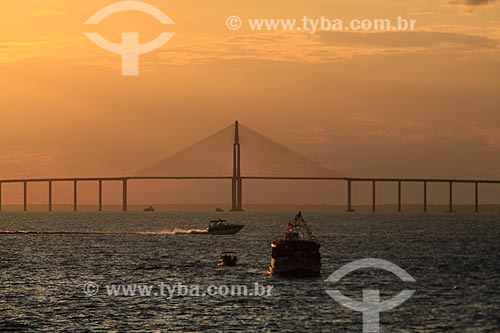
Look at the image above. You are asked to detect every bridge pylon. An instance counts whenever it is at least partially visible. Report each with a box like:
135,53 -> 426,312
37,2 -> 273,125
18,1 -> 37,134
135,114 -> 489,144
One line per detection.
230,121 -> 243,211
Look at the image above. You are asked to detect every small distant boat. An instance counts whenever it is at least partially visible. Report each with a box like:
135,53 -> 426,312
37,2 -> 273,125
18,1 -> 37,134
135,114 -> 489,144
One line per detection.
215,207 -> 224,212
207,219 -> 244,235
144,206 -> 155,212
268,212 -> 321,277
218,251 -> 238,266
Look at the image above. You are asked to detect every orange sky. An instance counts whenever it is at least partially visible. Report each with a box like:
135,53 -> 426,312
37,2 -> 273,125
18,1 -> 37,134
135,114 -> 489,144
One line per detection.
1,0 -> 500,206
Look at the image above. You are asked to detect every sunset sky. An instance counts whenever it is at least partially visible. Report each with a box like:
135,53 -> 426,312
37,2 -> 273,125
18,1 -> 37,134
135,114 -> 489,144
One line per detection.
1,0 -> 500,207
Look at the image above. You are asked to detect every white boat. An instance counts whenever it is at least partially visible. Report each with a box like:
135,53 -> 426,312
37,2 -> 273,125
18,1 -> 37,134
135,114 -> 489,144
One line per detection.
207,219 -> 244,235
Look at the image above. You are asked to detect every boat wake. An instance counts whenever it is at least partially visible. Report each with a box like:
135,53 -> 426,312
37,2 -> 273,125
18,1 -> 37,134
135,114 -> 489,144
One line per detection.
0,229 -> 208,235
137,228 -> 207,235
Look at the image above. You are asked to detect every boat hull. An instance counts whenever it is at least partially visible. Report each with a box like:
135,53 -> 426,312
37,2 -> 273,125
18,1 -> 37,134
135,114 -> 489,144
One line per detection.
207,225 -> 244,235
268,240 -> 321,277
218,258 -> 238,266
268,258 -> 321,277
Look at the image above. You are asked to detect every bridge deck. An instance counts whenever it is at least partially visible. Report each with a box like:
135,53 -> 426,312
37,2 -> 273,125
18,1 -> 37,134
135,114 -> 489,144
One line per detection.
1,176 -> 499,183
0,175 -> 494,214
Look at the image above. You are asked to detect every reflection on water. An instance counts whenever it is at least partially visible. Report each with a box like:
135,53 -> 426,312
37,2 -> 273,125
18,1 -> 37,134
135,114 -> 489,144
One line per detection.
0,212 -> 499,332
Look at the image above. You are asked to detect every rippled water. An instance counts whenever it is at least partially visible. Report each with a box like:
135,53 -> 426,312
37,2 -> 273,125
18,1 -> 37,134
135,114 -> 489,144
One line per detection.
1,212 -> 499,332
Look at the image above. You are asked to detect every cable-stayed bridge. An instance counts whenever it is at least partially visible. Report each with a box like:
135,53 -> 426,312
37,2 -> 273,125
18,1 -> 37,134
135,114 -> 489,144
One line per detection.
0,121 -> 498,212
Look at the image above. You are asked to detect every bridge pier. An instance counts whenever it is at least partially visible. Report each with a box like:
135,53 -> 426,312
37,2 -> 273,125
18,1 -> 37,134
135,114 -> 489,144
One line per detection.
372,180 -> 376,212
73,180 -> 78,212
347,180 -> 353,212
475,182 -> 479,213
48,181 -> 53,212
23,181 -> 27,212
397,181 -> 402,212
237,178 -> 242,211
231,178 -> 243,211
448,181 -> 453,213
423,181 -> 427,213
231,179 -> 236,211
0,182 -> 2,212
99,180 -> 103,211
122,179 -> 128,212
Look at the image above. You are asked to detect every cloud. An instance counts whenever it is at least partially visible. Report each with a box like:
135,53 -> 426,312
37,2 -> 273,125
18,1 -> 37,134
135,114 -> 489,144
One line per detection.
445,0 -> 497,14
152,28 -> 500,67
27,9 -> 68,17
447,0 -> 496,6
0,152 -> 53,165
319,31 -> 498,49
407,8 -> 436,16
0,151 -> 56,178
1,27 -> 499,68
0,35 -> 99,64
154,32 -> 352,65
464,0 -> 496,5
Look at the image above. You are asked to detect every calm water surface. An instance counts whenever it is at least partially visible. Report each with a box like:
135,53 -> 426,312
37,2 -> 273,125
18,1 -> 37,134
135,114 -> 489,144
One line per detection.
1,212 -> 499,332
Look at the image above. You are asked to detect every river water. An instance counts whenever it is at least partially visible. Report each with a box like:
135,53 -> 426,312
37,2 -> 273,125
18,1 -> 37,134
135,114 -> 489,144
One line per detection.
1,212 -> 499,332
